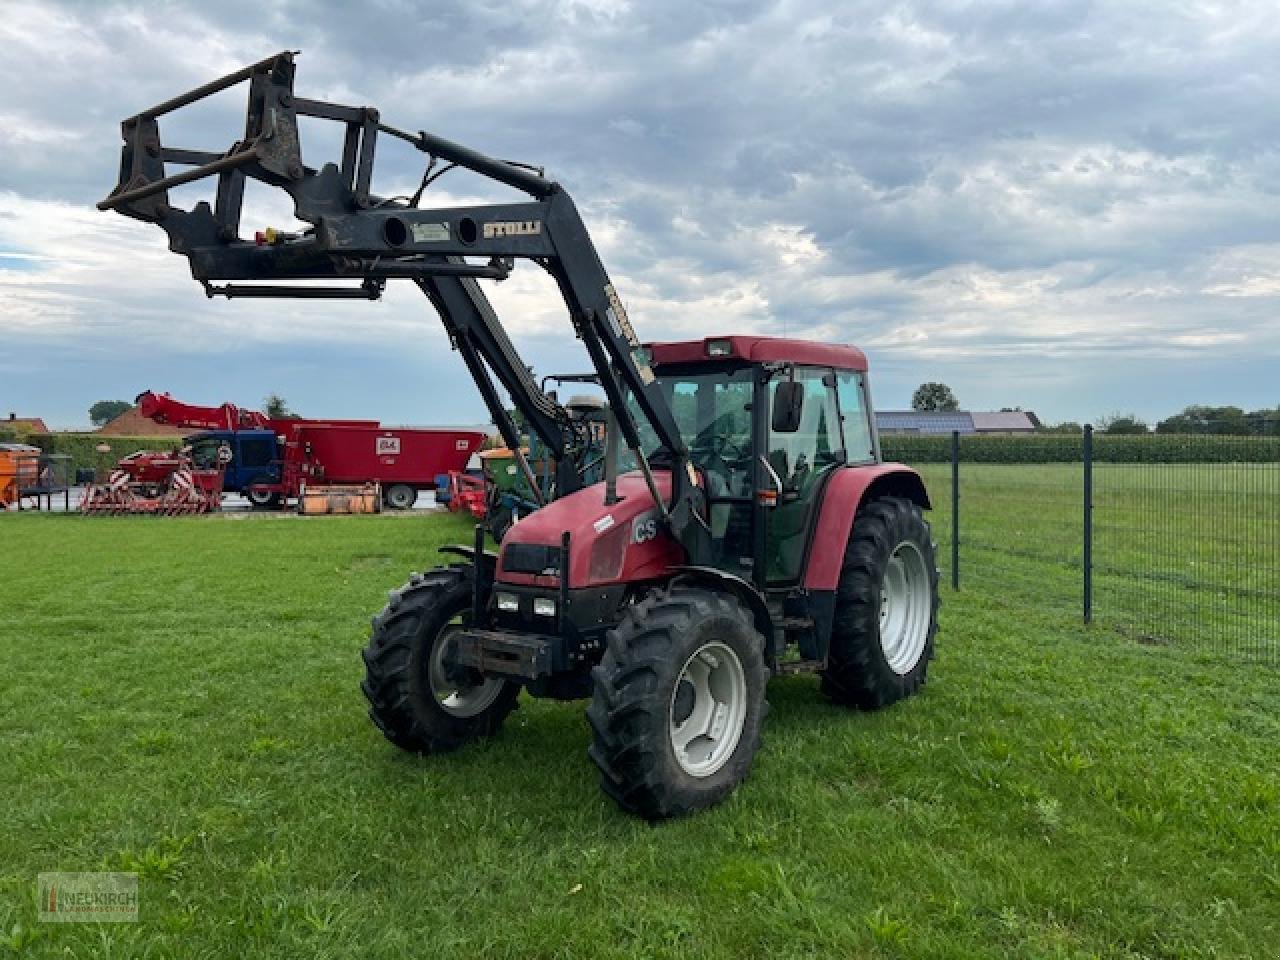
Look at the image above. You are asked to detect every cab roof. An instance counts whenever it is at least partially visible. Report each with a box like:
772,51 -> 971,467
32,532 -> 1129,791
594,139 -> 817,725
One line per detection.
646,335 -> 868,371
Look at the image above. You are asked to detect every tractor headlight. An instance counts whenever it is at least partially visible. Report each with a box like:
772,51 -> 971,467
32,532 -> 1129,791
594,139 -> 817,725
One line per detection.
496,593 -> 520,613
533,597 -> 557,618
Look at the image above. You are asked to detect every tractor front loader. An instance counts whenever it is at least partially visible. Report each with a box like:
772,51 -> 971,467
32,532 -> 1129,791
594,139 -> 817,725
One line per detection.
100,52 -> 939,819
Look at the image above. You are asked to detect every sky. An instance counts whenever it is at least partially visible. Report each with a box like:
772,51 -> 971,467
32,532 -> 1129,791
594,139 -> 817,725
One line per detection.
2,0 -> 1279,430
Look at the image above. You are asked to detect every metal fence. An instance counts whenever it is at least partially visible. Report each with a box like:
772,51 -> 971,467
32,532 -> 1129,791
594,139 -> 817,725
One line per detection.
902,428 -> 1280,663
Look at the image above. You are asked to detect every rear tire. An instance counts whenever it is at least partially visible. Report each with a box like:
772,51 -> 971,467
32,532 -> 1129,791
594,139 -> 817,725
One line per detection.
383,483 -> 417,510
361,565 -> 519,753
587,586 -> 768,819
822,498 -> 939,710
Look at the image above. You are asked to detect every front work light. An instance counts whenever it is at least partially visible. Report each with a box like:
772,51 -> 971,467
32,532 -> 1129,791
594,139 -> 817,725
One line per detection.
706,338 -> 733,357
533,597 -> 557,618
496,593 -> 520,613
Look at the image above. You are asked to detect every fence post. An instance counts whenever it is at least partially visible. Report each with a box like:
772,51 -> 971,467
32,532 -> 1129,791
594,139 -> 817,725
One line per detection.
951,430 -> 960,591
1083,423 -> 1093,624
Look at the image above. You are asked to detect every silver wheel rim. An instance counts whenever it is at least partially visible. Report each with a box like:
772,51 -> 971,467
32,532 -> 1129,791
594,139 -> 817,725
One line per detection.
879,540 -> 931,675
428,622 -> 505,718
668,641 -> 748,778
248,488 -> 272,505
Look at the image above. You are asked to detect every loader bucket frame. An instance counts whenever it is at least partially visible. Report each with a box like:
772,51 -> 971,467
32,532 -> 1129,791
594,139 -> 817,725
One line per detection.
99,50 -> 708,561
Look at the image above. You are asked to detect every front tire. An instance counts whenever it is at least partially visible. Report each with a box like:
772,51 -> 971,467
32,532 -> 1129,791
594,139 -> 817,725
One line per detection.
587,587 -> 768,819
822,498 -> 939,710
246,479 -> 281,510
361,565 -> 519,753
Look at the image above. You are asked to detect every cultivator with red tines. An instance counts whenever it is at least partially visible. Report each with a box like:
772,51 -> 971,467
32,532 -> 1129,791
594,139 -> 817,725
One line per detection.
81,464 -> 223,515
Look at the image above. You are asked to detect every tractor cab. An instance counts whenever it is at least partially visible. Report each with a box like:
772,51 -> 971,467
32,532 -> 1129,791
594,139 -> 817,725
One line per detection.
637,335 -> 879,585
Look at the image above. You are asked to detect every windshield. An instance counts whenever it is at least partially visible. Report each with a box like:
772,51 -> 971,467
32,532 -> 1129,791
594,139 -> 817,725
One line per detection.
625,366 -> 753,475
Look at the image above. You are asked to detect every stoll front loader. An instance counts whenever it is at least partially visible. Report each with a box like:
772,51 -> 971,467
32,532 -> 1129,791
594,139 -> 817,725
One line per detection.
100,52 -> 939,819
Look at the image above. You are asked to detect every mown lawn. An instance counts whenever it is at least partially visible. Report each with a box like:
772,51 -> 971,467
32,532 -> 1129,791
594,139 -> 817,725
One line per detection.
1,512 -> 1277,958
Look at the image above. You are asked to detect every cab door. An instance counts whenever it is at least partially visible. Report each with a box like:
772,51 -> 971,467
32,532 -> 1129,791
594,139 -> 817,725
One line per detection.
763,367 -> 846,584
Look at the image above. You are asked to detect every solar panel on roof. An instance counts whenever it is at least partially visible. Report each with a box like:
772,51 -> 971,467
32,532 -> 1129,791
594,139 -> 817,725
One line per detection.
875,411 -> 975,435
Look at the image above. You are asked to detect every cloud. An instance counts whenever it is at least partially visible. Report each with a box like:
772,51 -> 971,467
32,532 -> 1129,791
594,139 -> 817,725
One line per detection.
2,0 -> 1280,427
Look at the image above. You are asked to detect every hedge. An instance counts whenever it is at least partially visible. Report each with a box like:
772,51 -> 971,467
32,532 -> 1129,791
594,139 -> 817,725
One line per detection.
881,433 -> 1280,464
25,434 -> 181,477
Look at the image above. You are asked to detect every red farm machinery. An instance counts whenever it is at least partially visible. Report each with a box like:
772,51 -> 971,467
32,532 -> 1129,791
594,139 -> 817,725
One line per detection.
80,454 -> 224,515
93,391 -> 486,512
100,52 -> 940,819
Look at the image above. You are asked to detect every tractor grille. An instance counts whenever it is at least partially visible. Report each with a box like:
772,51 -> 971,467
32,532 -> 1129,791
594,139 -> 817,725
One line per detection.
501,542 -> 561,576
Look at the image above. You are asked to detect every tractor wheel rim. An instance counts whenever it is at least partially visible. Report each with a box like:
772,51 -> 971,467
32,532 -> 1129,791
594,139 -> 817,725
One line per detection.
389,486 -> 414,508
668,640 -> 747,778
879,540 -> 930,675
428,622 -> 504,718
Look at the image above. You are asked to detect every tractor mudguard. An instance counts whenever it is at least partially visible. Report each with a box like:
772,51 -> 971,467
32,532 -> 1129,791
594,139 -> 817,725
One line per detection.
669,565 -> 774,652
801,464 -> 931,591
438,544 -> 499,574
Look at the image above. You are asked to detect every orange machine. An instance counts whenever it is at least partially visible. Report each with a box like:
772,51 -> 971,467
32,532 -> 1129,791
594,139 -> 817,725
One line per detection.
0,444 -> 40,508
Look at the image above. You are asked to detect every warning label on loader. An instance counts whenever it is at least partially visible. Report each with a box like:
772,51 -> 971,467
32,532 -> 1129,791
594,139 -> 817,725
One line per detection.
376,436 -> 401,455
412,223 -> 450,243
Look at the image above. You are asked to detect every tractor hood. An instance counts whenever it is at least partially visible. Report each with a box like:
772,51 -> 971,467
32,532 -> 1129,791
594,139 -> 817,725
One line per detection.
496,471 -> 685,589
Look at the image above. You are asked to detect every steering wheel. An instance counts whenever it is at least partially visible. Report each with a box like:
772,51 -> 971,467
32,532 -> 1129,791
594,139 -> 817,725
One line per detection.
693,431 -> 746,464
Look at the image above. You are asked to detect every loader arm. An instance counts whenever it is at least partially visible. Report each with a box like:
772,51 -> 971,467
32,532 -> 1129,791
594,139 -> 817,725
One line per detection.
98,51 -> 703,547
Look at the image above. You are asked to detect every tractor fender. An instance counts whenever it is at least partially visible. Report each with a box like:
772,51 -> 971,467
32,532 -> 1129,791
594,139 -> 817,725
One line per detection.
669,565 -> 775,658
801,464 -> 932,591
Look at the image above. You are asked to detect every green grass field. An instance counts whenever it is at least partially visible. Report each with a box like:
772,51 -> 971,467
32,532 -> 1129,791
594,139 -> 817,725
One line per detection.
2,511 -> 1278,958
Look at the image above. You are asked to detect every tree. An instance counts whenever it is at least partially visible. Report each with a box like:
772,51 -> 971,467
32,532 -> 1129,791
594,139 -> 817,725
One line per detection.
1041,421 -> 1083,434
1152,404 -> 1280,436
1245,406 -> 1280,436
1155,405 -> 1247,435
911,382 -> 959,412
89,400 -> 132,427
263,394 -> 297,419
1099,413 -> 1149,435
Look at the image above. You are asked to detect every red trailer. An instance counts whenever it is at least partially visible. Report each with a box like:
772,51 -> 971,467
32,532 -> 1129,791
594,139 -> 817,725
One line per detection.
287,423 -> 486,509
134,391 -> 487,509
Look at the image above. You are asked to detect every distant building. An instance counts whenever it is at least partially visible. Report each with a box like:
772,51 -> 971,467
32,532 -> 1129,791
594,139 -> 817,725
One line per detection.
97,408 -> 188,437
4,413 -> 48,434
876,410 -> 1041,435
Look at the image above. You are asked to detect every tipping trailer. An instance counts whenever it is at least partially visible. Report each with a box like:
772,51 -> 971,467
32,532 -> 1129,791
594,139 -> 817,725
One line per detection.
100,52 -> 940,819
138,391 -> 486,509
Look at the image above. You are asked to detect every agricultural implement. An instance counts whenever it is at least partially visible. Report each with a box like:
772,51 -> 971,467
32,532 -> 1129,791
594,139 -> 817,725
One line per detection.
80,457 -> 223,515
100,52 -> 939,819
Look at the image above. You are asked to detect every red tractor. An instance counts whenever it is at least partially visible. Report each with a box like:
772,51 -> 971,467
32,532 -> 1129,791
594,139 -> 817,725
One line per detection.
100,53 -> 939,818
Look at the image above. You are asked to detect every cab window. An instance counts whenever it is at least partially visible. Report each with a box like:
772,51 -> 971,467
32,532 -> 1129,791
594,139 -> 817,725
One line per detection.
836,371 -> 876,464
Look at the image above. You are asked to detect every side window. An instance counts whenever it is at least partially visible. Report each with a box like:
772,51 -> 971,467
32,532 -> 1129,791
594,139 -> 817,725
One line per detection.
240,437 -> 275,469
836,372 -> 876,463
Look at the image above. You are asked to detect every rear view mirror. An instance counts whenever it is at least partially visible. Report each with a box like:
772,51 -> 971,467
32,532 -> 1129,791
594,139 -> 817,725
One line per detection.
772,380 -> 804,433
